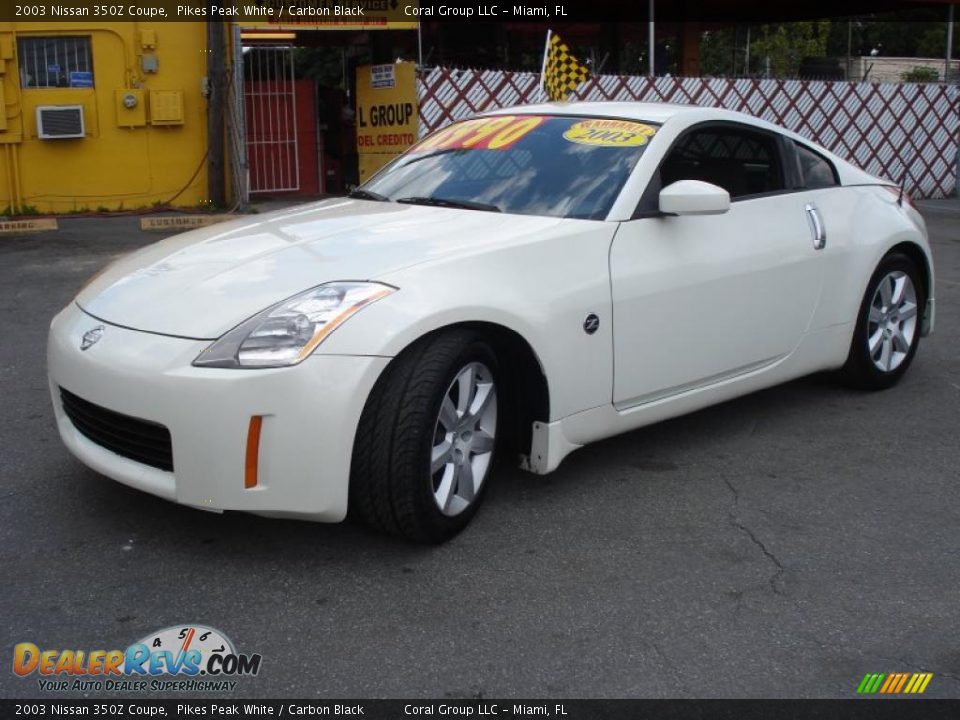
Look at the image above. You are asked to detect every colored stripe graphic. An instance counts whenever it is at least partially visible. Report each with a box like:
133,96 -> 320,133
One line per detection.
857,673 -> 886,693
880,673 -> 904,693
906,673 -> 934,694
857,672 -> 932,694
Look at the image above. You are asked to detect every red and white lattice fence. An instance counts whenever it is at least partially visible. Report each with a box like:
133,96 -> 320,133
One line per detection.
418,67 -> 960,199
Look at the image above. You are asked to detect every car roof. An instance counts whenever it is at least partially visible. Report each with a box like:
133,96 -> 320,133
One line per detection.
486,100 -> 759,124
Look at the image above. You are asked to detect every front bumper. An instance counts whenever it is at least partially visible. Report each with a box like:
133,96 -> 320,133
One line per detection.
47,303 -> 389,521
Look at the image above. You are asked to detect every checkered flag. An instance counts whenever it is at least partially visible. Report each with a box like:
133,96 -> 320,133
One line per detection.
540,30 -> 590,102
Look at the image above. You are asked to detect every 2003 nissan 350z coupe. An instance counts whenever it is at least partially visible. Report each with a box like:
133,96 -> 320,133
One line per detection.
48,102 -> 935,542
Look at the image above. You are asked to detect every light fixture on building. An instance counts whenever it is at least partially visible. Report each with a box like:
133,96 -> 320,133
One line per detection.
240,32 -> 297,41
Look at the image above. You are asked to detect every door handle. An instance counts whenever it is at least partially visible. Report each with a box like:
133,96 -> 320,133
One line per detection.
805,203 -> 826,250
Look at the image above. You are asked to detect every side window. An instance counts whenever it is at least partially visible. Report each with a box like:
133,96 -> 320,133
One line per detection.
660,125 -> 785,199
794,141 -> 839,189
17,37 -> 94,89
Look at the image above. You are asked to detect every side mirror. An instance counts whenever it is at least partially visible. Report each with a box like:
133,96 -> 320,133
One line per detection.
659,180 -> 730,216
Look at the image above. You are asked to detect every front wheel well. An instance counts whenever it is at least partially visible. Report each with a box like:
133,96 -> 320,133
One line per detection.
884,241 -> 932,331
885,241 -> 931,301
385,322 -> 550,462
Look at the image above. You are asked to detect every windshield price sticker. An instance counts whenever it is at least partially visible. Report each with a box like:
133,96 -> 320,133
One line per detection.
412,115 -> 547,153
563,119 -> 657,147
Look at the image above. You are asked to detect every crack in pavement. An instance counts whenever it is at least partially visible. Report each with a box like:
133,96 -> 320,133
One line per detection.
728,515 -> 787,596
723,476 -> 786,596
723,477 -> 740,506
716,495 -> 958,687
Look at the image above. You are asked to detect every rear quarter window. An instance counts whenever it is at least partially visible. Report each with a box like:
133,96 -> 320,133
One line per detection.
794,141 -> 839,189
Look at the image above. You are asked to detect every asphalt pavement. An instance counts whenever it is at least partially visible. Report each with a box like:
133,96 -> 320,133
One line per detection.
1,204 -> 958,699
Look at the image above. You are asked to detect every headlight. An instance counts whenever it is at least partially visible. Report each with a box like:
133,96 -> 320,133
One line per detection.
192,282 -> 395,369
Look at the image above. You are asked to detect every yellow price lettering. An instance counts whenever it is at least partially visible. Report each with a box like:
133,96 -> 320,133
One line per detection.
487,117 -> 545,149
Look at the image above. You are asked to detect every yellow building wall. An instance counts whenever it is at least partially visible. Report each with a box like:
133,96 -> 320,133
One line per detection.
0,22 -> 210,214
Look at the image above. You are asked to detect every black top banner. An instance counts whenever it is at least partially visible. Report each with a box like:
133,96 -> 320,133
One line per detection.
4,0 -> 951,24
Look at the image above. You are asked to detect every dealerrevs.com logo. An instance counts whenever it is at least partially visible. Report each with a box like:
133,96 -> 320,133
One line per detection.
13,624 -> 262,693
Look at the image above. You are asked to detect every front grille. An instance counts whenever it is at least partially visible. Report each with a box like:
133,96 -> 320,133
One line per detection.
59,388 -> 173,472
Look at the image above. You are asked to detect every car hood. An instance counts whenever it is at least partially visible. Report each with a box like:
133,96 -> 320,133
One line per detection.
76,199 -> 564,339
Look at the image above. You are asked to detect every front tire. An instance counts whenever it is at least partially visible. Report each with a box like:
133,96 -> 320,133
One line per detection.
841,252 -> 925,390
350,330 -> 500,543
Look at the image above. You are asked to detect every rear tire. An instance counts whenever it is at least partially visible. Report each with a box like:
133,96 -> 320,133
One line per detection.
350,330 -> 500,543
840,252 -> 924,390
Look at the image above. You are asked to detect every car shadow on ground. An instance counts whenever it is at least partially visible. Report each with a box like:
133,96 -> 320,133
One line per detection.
69,368 -> 864,557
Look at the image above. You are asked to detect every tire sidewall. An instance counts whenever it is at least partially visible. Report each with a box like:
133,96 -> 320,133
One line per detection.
846,253 -> 925,389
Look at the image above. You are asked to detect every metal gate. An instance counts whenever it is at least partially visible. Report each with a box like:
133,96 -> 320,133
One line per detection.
243,45 -> 299,193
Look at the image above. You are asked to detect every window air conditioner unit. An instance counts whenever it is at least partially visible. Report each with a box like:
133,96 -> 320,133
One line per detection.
36,105 -> 86,139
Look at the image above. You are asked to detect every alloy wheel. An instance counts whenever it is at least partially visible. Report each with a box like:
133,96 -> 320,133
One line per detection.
430,362 -> 497,517
867,270 -> 918,373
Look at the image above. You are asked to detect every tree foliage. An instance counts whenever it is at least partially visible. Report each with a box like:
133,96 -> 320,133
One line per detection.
699,22 -> 831,78
751,22 -> 831,78
902,66 -> 941,82
698,13 -> 956,80
825,13 -> 955,59
699,28 -> 737,76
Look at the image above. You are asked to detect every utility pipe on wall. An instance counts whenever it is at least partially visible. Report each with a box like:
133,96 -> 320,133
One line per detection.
946,4 -> 954,82
648,0 -> 655,78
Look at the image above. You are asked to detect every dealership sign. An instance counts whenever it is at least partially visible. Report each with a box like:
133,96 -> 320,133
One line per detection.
356,62 -> 419,182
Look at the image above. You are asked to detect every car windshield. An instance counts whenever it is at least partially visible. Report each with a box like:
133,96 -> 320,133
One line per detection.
361,115 -> 659,220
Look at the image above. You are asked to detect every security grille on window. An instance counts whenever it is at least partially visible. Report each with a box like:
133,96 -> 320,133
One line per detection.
17,37 -> 94,90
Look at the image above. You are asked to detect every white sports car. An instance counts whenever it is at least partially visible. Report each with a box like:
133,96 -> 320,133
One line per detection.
48,102 -> 934,542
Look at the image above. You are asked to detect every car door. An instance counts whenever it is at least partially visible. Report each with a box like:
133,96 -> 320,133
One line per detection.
610,122 -> 826,409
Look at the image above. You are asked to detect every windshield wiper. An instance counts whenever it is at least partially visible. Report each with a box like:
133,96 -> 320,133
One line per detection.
395,196 -> 502,213
348,188 -> 390,202
395,148 -> 464,168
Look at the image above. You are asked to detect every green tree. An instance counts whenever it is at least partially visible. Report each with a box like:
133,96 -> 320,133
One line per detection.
751,22 -> 831,78
698,23 -> 831,78
917,26 -> 949,58
699,28 -> 736,76
824,13 -> 954,59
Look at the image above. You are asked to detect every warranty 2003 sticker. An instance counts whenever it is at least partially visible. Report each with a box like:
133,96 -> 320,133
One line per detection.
563,119 -> 657,147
